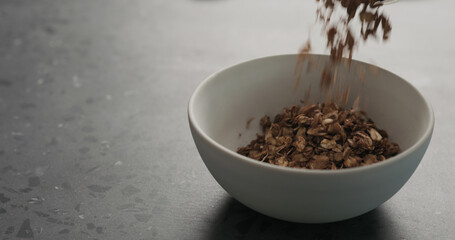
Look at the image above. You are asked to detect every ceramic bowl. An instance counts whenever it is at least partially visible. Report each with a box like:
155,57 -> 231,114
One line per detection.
188,54 -> 434,223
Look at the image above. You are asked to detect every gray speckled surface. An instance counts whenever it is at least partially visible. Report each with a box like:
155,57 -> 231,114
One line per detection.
0,0 -> 453,239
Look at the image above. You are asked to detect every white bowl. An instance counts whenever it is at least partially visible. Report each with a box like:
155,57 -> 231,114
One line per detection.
188,54 -> 434,223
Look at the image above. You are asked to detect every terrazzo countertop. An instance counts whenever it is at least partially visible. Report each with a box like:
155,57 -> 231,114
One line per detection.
0,0 -> 454,239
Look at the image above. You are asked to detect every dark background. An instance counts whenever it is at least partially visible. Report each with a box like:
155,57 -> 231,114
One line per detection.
0,0 -> 453,239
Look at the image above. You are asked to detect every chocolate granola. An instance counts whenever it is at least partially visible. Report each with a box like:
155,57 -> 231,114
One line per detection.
237,103 -> 399,169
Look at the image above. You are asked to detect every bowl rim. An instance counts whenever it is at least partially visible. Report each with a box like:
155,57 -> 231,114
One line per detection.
188,54 -> 435,175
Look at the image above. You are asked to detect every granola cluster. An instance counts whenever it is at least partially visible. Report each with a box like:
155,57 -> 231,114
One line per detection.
237,103 -> 399,169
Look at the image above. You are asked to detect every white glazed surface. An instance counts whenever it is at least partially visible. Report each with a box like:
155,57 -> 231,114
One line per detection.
188,54 -> 434,223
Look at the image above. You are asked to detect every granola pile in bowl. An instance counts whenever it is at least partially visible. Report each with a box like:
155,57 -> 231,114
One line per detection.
237,102 -> 401,170
188,54 -> 434,223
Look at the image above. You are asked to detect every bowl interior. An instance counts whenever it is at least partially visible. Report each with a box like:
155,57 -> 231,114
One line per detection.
190,54 -> 432,160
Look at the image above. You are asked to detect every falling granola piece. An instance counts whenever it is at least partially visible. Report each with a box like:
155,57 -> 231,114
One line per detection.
246,117 -> 255,129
